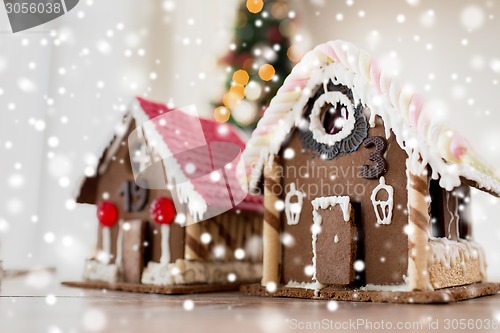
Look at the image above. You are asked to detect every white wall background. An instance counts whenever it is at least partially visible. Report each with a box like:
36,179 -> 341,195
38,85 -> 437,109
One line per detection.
0,0 -> 499,280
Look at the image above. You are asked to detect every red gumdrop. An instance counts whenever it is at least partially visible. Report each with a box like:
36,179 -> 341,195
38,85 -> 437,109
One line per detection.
150,197 -> 176,225
96,201 -> 118,227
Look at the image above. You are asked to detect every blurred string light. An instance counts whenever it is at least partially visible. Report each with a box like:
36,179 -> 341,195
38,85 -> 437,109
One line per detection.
213,0 -> 298,130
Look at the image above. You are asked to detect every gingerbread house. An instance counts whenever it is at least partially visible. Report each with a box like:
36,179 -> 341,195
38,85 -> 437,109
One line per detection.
67,97 -> 263,294
240,40 -> 500,303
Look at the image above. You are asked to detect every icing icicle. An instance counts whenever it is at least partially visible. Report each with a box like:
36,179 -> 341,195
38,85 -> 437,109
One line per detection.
101,227 -> 111,265
160,224 -> 171,265
115,221 -> 124,268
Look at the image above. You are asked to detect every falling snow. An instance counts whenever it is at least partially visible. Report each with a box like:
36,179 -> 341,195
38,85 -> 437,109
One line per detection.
0,3 -> 499,324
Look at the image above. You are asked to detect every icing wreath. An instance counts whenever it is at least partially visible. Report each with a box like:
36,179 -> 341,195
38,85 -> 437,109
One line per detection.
299,85 -> 369,160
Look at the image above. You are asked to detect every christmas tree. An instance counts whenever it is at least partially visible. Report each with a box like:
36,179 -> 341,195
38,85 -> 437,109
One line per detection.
213,0 -> 296,131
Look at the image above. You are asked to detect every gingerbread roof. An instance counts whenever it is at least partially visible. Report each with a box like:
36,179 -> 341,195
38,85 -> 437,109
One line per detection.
76,98 -> 262,220
243,40 -> 500,197
130,97 -> 262,220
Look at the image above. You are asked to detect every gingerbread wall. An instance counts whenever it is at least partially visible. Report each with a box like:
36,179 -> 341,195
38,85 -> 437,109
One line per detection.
279,116 -> 410,286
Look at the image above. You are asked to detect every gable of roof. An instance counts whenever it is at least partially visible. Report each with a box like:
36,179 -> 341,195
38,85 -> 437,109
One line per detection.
243,40 -> 500,197
75,111 -> 134,204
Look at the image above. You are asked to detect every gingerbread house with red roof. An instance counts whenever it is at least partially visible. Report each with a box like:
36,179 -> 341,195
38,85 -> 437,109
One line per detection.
240,40 -> 500,303
67,97 -> 263,294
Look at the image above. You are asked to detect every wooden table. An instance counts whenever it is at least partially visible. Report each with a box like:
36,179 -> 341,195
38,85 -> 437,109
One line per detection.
1,272 -> 500,333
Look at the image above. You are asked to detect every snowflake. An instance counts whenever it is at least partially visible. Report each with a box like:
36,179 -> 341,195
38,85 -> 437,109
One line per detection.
281,232 -> 296,248
265,281 -> 277,293
460,5 -> 485,31
227,273 -> 237,282
45,294 -> 57,305
327,300 -> 339,311
234,248 -> 245,260
17,77 -> 36,92
162,0 -> 175,12
274,200 -> 285,211
0,218 -> 10,233
7,174 -> 24,188
6,198 -> 23,215
353,260 -> 365,272
65,199 -> 76,211
47,136 -> 59,148
420,10 -> 436,28
82,308 -> 107,332
183,300 -> 194,311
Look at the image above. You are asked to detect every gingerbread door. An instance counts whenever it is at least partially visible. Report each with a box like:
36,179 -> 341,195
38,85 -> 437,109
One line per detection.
313,197 -> 357,285
121,219 -> 146,283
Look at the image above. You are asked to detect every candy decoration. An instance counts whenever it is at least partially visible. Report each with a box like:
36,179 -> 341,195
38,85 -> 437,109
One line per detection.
96,201 -> 118,265
150,197 -> 176,265
97,201 -> 118,227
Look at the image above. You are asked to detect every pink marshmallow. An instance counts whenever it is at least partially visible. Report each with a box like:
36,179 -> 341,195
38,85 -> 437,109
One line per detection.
281,78 -> 309,93
450,132 -> 469,160
408,94 -> 424,128
314,43 -> 340,63
370,59 -> 382,93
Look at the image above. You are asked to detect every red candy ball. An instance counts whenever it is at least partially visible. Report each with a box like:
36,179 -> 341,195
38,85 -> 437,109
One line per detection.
97,201 -> 118,227
150,197 -> 176,225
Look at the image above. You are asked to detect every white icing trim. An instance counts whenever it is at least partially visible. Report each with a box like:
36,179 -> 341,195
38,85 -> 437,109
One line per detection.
98,112 -> 134,175
141,260 -> 262,286
370,176 -> 394,225
284,183 -> 304,225
311,196 -> 351,222
130,100 -> 208,221
284,280 -> 325,298
361,283 -> 409,292
311,196 -> 351,283
308,91 -> 356,145
334,234 -> 340,243
160,224 -> 170,265
115,221 -> 123,268
83,259 -> 119,284
445,192 -> 461,239
427,237 -> 487,282
101,227 -> 111,265
141,261 -> 176,285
